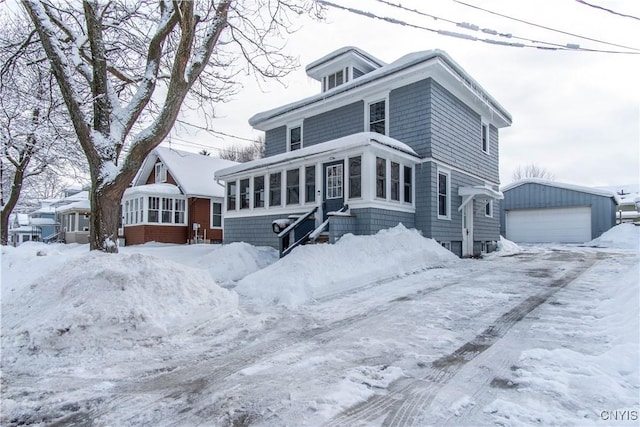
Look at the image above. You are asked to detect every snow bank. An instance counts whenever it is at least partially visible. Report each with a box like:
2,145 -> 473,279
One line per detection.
2,250 -> 238,358
588,223 -> 640,250
235,224 -> 459,307
195,242 -> 279,284
494,236 -> 521,256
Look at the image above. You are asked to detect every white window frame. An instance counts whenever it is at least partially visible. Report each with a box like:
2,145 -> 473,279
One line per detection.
287,123 -> 303,152
365,93 -> 389,136
437,168 -> 451,220
485,200 -> 493,218
481,120 -> 489,154
155,162 -> 167,182
326,164 -> 343,199
211,201 -> 223,228
440,241 -> 452,251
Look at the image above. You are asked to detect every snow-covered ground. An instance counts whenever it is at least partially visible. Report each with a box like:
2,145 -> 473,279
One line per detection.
1,225 -> 638,426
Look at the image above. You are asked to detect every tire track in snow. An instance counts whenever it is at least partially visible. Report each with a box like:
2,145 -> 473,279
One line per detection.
327,250 -> 599,427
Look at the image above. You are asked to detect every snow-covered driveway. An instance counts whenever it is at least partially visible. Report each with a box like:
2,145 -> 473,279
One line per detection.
2,231 -> 638,426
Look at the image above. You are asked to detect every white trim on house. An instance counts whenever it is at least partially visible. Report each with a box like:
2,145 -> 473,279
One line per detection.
250,52 -> 511,131
287,122 -> 303,152
420,157 -> 501,187
219,138 -> 418,221
437,168 -> 451,220
364,91 -> 390,136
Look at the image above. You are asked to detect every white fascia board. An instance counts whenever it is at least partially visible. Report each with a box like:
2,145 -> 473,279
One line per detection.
251,52 -> 512,131
215,133 -> 419,181
501,178 -> 620,202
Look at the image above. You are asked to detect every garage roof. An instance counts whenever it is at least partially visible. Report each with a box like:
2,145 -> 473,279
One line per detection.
501,179 -> 620,204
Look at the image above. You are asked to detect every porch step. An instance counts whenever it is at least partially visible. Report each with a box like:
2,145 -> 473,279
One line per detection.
312,232 -> 330,244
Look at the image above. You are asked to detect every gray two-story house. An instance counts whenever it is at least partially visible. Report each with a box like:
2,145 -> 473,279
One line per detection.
215,47 -> 512,257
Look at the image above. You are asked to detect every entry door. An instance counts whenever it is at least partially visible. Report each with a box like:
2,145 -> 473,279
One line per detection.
323,161 -> 344,221
462,202 -> 474,257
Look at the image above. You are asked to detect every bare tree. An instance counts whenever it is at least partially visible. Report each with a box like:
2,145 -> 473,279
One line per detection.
21,0 -> 322,252
219,136 -> 264,162
512,164 -> 555,181
0,10 -> 85,246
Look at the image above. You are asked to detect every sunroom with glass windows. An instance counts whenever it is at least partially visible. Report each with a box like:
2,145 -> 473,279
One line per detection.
215,132 -> 420,248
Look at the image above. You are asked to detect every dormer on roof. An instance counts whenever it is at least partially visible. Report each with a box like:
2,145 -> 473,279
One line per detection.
305,46 -> 386,93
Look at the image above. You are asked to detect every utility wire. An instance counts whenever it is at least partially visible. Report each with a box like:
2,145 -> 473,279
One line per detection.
175,119 -> 259,143
575,0 -> 640,22
319,0 -> 638,54
450,0 -> 640,52
375,0 -> 584,51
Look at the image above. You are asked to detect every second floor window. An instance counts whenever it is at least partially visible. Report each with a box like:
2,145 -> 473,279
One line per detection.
289,126 -> 302,151
155,162 -> 167,182
481,122 -> 489,153
369,100 -> 386,135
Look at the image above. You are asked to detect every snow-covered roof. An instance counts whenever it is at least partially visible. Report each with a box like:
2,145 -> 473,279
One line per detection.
501,178 -> 621,203
124,183 -> 183,197
133,147 -> 238,199
250,49 -> 512,129
215,132 -> 419,179
305,46 -> 386,80
29,218 -> 58,226
56,199 -> 91,213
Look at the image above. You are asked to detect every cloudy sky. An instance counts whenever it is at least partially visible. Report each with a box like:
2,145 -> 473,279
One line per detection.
172,0 -> 639,189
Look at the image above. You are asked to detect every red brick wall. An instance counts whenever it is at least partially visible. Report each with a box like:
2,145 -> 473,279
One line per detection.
124,225 -> 188,245
188,198 -> 223,243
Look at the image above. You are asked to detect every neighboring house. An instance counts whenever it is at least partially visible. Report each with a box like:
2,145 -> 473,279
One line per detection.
500,179 -> 619,243
53,190 -> 91,244
121,147 -> 238,246
7,191 -> 85,246
606,186 -> 640,224
7,213 -> 39,246
215,46 -> 512,257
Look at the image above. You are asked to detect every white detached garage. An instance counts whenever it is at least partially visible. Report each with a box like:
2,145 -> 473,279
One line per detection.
500,179 -> 618,244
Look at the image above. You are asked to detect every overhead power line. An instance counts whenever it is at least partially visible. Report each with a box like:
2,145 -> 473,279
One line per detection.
318,0 -> 638,54
375,0 -> 586,52
175,119 -> 259,143
575,0 -> 640,22
450,0 -> 640,52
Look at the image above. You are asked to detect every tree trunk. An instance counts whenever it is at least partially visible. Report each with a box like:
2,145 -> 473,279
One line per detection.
89,178 -> 130,253
1,164 -> 27,246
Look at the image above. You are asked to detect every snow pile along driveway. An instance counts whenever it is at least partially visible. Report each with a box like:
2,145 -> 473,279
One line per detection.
2,251 -> 238,359
588,223 -> 640,250
235,224 -> 459,307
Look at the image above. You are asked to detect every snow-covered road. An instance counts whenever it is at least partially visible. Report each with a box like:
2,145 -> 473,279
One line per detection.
3,233 -> 637,426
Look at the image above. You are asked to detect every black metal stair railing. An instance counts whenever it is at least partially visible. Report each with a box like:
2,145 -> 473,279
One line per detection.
278,206 -> 318,258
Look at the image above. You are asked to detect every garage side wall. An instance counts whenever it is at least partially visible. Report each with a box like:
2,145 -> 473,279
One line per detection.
500,183 -> 616,240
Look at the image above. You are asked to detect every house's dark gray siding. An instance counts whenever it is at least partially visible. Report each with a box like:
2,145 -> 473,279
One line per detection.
303,101 -> 364,147
353,68 -> 365,79
264,126 -> 287,157
351,208 -> 415,235
389,79 -> 431,157
429,81 -> 499,183
224,212 -> 313,248
414,166 -> 500,256
500,183 -> 617,239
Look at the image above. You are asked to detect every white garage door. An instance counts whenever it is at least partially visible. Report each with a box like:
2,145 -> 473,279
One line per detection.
506,207 -> 592,243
